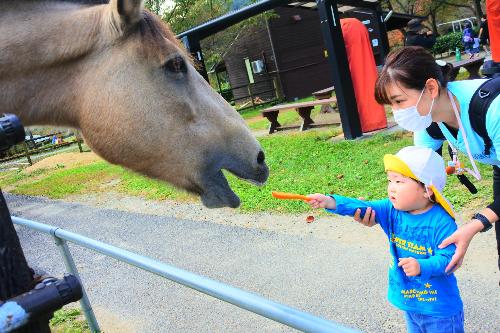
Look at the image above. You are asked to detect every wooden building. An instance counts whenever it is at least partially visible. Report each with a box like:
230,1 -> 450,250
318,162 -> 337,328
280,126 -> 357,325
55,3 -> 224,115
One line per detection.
214,5 -> 409,102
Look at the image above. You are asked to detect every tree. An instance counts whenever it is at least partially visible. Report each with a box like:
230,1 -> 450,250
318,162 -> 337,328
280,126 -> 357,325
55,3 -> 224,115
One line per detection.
386,0 -> 484,35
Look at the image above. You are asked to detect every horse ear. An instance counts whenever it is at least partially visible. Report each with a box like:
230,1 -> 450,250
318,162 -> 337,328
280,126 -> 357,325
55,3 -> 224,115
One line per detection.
111,0 -> 144,26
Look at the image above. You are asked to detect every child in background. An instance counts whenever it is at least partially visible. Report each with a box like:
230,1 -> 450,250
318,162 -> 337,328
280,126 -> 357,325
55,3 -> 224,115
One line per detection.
307,146 -> 464,333
472,37 -> 481,56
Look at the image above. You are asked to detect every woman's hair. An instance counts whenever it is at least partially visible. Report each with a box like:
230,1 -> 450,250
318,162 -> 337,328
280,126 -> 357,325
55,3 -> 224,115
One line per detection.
374,46 -> 452,105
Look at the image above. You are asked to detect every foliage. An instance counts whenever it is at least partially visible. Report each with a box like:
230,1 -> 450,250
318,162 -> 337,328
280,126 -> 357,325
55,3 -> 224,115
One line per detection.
50,308 -> 90,333
432,31 -> 464,54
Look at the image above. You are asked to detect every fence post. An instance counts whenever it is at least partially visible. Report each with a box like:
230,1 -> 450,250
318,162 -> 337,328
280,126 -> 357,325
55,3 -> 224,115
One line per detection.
53,236 -> 100,333
23,142 -> 32,166
272,77 -> 283,101
247,84 -> 255,109
75,132 -> 83,153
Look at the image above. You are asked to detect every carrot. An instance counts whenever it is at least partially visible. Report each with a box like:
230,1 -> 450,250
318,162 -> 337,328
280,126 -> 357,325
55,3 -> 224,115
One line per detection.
271,191 -> 311,201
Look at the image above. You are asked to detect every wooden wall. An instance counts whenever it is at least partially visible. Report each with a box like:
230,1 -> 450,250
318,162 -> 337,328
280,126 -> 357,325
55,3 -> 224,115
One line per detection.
222,21 -> 277,102
267,7 -> 332,101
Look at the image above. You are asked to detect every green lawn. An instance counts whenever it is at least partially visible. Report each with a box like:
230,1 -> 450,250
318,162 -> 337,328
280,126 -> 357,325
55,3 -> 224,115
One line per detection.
1,130 -> 493,214
50,308 -> 90,333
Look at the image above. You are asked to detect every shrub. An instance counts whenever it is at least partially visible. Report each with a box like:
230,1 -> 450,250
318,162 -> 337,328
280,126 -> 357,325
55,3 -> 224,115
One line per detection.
432,32 -> 463,55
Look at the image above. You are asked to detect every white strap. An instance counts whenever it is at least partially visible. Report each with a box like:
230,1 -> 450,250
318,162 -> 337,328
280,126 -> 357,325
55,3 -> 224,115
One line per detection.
447,90 -> 481,180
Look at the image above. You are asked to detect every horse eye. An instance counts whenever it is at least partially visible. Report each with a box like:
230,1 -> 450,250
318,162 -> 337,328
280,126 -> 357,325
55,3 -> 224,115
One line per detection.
163,56 -> 187,74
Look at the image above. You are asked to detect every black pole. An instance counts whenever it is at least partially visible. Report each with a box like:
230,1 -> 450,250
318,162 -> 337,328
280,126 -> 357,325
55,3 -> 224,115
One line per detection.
317,0 -> 362,139
181,35 -> 210,82
375,3 -> 390,61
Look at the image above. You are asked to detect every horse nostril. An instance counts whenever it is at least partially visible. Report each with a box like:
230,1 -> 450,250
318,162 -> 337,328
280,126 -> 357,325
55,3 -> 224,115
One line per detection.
257,151 -> 265,165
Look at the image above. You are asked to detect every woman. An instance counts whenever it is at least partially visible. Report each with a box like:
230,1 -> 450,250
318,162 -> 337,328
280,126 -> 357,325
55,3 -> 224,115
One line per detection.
355,46 -> 499,276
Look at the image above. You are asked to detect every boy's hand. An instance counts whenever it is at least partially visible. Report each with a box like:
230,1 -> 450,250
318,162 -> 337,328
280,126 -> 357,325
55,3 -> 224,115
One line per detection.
398,258 -> 421,277
306,193 -> 336,210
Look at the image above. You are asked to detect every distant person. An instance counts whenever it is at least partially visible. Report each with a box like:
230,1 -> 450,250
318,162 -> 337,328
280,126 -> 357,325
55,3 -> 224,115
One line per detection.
472,37 -> 481,56
478,14 -> 490,55
404,19 -> 436,50
462,22 -> 476,58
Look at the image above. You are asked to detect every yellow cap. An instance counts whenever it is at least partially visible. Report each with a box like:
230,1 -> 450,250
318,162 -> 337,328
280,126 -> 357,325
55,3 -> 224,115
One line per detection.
383,148 -> 454,219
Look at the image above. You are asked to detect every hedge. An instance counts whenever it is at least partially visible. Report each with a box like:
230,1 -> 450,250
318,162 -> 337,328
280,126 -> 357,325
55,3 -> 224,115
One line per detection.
432,32 -> 464,55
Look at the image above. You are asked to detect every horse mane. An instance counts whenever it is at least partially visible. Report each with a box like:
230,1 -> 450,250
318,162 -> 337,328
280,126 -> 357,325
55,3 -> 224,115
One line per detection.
53,0 -> 185,58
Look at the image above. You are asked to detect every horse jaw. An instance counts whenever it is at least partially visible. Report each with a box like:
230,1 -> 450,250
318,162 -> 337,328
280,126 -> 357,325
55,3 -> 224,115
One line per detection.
200,163 -> 269,209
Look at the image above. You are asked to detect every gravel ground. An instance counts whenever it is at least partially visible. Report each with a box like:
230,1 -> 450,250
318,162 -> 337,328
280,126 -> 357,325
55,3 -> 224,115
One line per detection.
6,193 -> 500,333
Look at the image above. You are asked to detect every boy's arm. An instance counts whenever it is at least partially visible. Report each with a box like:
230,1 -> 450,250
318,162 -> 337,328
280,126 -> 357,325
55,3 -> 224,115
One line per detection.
325,195 -> 392,231
417,219 -> 457,280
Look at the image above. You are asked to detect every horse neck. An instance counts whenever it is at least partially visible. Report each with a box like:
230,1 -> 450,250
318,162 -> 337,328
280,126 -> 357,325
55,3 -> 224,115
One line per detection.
0,2 -> 109,127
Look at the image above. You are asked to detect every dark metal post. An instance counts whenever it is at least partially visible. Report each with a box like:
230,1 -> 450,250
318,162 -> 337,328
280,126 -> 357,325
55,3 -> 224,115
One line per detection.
375,4 -> 390,61
316,0 -> 362,139
181,35 -> 210,82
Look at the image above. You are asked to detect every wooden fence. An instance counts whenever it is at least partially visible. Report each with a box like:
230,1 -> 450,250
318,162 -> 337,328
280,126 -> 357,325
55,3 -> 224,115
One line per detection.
0,132 -> 84,166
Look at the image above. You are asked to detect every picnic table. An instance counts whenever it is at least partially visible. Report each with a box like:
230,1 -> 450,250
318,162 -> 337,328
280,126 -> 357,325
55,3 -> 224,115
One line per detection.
312,86 -> 336,113
261,97 -> 338,134
450,57 -> 485,81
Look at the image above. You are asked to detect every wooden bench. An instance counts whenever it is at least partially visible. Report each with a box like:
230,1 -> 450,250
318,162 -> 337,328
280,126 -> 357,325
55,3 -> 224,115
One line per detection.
261,97 -> 338,134
312,86 -> 336,113
450,57 -> 485,81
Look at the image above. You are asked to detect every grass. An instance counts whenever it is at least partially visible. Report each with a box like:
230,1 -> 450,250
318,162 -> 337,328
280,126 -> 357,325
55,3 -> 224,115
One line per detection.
1,129 -> 493,215
50,308 -> 90,333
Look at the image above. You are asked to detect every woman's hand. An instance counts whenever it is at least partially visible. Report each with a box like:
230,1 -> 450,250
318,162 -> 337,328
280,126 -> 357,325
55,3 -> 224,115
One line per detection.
353,206 -> 377,227
307,194 -> 336,210
438,219 -> 484,273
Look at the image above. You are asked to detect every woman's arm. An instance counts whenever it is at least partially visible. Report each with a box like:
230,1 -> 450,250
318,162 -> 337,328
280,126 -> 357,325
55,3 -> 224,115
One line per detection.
438,209 -> 498,273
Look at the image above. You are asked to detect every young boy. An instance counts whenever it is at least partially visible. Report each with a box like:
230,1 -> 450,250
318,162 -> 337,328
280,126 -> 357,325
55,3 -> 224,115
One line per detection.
307,146 -> 464,333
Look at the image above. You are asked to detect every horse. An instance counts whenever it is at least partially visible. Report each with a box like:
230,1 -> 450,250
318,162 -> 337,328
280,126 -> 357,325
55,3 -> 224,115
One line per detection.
0,0 -> 269,208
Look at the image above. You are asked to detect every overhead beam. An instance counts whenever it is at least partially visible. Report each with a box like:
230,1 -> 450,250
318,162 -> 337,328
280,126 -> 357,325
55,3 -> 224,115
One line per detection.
177,0 -> 291,40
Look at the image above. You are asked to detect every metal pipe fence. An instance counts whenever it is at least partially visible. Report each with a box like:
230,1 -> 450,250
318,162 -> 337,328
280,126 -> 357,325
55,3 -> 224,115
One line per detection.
12,216 -> 360,333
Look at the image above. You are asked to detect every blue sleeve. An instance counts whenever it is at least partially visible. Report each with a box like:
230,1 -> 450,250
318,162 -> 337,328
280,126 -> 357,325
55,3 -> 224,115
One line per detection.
485,95 -> 500,158
325,195 -> 393,234
414,129 -> 444,152
417,218 -> 457,280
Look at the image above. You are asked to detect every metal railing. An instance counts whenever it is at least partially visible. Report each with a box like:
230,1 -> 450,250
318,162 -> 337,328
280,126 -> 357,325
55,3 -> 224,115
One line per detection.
12,216 -> 360,333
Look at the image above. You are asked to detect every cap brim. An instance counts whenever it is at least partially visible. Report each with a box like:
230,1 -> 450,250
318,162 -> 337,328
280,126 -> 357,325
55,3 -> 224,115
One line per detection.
429,185 -> 455,219
384,154 -> 455,219
384,154 -> 417,180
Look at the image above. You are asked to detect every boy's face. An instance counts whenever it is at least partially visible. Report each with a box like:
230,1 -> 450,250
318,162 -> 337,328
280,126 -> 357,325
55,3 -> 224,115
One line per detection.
387,171 -> 431,213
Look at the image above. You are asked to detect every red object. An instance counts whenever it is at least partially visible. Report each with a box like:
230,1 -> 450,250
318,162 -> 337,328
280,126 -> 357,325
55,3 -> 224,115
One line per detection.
445,166 -> 456,175
306,215 -> 315,223
340,18 -> 387,133
487,0 -> 500,62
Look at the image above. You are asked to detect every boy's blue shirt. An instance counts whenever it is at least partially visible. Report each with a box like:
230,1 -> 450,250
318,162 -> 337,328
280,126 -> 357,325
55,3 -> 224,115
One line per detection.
327,195 -> 463,317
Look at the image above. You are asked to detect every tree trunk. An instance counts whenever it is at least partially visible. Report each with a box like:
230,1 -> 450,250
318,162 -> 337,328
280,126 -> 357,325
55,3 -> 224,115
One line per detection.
429,11 -> 439,37
472,0 -> 484,19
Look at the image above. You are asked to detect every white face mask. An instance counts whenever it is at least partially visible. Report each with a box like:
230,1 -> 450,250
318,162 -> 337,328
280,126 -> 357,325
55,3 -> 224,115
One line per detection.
393,88 -> 434,132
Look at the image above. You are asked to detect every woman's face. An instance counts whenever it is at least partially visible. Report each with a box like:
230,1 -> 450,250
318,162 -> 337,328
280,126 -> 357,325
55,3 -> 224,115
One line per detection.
386,82 -> 434,116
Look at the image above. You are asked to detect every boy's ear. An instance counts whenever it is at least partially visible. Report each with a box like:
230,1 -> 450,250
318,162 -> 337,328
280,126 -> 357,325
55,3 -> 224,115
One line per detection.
424,186 -> 434,199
